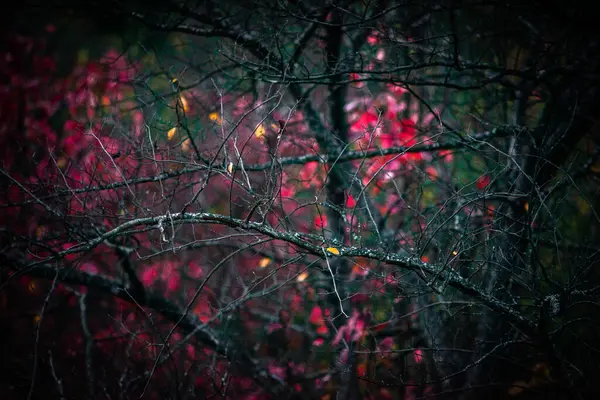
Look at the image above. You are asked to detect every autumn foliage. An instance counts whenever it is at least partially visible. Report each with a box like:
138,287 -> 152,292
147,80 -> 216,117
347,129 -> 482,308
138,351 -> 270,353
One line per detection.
0,28 -> 444,400
2,3 -> 599,399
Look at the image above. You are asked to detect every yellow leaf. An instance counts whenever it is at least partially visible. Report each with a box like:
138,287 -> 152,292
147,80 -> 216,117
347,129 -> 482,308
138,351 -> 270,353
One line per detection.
524,202 -> 529,212
255,123 -> 266,139
227,162 -> 234,174
326,247 -> 340,255
270,123 -> 279,130
168,127 -> 177,140
28,281 -> 37,293
209,112 -> 221,125
452,250 -> 458,256
296,271 -> 309,282
33,315 -> 41,324
180,95 -> 189,112
575,196 -> 590,216
258,257 -> 271,268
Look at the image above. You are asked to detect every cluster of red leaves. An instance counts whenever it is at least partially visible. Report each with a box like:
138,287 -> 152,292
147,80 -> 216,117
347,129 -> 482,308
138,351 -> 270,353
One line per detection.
0,27 -> 459,400
0,32 -> 211,397
346,91 -> 433,190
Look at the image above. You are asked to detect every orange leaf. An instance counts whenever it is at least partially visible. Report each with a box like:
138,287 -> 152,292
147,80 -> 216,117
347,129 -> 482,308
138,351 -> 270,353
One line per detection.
296,272 -> 309,282
167,127 -> 177,140
209,112 -> 221,124
258,257 -> 271,268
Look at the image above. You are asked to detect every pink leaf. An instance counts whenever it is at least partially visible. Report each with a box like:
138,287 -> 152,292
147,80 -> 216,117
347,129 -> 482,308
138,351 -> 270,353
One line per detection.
367,32 -> 380,45
414,348 -> 423,363
346,194 -> 357,208
141,266 -> 159,286
268,364 -> 286,379
166,275 -> 180,292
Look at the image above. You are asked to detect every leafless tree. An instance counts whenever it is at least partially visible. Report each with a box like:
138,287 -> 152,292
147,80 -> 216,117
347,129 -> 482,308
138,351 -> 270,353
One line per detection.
2,1 -> 600,399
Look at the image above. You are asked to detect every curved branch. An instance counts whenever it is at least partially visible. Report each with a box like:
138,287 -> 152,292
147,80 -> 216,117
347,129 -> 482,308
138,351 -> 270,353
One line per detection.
17,211 -> 535,336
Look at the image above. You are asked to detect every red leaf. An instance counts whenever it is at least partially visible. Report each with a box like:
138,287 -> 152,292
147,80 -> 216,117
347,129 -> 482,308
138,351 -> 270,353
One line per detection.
315,215 -> 327,229
309,306 -> 325,325
476,175 -> 491,190
316,325 -> 329,335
